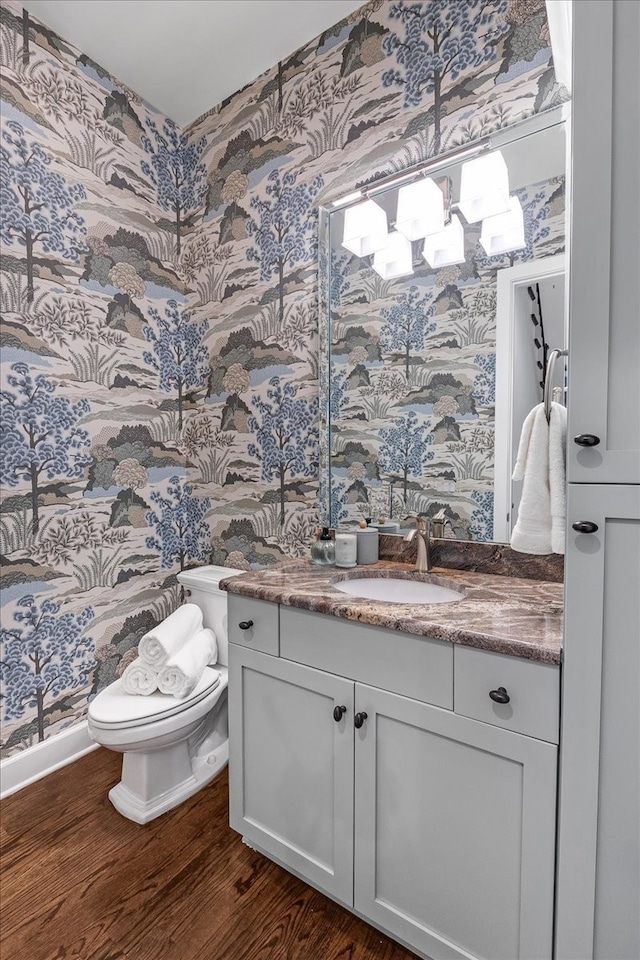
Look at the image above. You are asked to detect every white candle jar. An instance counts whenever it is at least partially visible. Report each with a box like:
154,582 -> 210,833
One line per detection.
334,531 -> 357,568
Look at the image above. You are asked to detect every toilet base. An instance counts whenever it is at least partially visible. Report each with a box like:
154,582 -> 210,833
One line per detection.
108,738 -> 229,824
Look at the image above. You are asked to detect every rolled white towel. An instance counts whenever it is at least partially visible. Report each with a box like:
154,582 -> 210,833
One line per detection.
121,658 -> 159,696
138,604 -> 203,668
157,628 -> 217,700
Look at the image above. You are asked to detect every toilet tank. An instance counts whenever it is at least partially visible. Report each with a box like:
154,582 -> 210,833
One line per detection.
176,565 -> 244,667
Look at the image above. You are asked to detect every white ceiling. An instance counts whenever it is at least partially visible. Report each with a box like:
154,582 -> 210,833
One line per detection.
22,0 -> 364,126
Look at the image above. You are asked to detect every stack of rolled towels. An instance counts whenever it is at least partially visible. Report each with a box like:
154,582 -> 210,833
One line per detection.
121,604 -> 218,700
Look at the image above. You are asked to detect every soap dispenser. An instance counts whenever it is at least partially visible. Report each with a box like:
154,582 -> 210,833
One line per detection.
311,527 -> 335,566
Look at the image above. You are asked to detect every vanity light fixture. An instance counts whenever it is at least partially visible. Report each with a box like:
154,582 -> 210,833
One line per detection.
341,198 -> 388,257
372,230 -> 414,279
479,196 -> 526,256
458,151 -> 510,224
395,177 -> 445,241
422,215 -> 465,268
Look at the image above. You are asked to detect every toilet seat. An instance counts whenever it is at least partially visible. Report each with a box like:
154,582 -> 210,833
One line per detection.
89,667 -> 221,730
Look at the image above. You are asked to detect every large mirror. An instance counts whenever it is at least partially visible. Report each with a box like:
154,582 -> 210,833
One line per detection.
319,110 -> 567,542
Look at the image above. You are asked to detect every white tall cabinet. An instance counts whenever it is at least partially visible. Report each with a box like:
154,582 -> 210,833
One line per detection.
556,2 -> 640,958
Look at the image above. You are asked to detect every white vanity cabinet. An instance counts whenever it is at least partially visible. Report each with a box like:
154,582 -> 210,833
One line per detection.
228,646 -> 355,906
228,598 -> 559,960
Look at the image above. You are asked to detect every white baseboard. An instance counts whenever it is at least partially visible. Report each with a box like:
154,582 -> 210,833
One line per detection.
0,721 -> 99,799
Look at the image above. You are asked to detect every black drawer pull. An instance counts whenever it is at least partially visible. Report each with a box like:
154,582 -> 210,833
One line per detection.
333,705 -> 347,722
574,434 -> 600,447
238,620 -> 254,631
489,687 -> 510,704
572,521 -> 599,534
354,712 -> 368,729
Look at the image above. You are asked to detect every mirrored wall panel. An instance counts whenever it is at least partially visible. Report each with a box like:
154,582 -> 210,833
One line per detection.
320,113 -> 567,541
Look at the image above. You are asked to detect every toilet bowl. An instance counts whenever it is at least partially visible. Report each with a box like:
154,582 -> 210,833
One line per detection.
88,565 -> 243,824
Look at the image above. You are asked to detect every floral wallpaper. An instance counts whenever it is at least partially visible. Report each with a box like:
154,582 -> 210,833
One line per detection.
327,174 -> 566,540
0,0 -> 567,760
0,2 -> 207,757
182,0 -> 567,569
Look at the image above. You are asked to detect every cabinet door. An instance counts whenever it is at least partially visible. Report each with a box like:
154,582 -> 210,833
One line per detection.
556,484 -> 640,960
228,644 -> 354,906
354,684 -> 557,960
568,0 -> 640,484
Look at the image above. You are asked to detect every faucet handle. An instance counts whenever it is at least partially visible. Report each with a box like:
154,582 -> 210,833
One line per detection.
405,514 -> 429,534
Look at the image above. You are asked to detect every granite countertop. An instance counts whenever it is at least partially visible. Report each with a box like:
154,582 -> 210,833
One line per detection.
220,559 -> 563,665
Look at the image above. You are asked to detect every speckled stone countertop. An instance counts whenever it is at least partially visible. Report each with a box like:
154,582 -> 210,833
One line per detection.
220,560 -> 563,665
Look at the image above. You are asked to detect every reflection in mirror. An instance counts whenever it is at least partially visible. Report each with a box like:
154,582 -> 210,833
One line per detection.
319,112 -> 567,542
494,254 -> 566,542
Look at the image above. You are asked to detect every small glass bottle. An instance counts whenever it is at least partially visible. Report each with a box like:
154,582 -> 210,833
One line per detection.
311,527 -> 335,566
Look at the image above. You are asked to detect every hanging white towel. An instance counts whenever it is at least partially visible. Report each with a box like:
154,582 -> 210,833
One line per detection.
138,604 -> 203,668
549,402 -> 567,554
157,628 -> 218,700
121,658 -> 159,696
511,403 -> 555,554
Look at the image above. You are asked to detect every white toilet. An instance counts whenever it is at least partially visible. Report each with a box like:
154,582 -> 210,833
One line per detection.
88,565 -> 242,824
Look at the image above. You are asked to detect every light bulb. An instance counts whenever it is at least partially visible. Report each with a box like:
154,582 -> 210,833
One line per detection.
459,151 -> 510,224
395,177 -> 445,241
372,231 -> 414,279
422,215 -> 465,268
479,196 -> 526,256
342,199 -> 388,257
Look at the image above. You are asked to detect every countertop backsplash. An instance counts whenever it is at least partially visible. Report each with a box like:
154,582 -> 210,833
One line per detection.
378,535 -> 564,583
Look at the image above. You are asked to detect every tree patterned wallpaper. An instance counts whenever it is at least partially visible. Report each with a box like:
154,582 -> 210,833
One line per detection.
0,2 -> 204,756
183,0 -> 567,568
0,0 -> 567,758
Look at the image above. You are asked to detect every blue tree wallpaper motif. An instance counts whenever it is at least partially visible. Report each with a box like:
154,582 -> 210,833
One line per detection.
1,363 -> 91,532
379,412 -> 434,501
380,286 -> 437,378
141,117 -> 207,256
0,120 -> 88,303
247,169 -> 324,323
146,476 -> 211,571
248,378 -> 319,526
382,0 -> 510,151
0,596 -> 95,743
143,300 -> 209,430
1,0 -> 567,759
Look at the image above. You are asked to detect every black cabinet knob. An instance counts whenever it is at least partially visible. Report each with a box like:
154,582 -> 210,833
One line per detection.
489,687 -> 510,704
354,712 -> 368,729
572,521 -> 599,534
333,705 -> 347,722
238,620 -> 254,631
574,434 -> 600,447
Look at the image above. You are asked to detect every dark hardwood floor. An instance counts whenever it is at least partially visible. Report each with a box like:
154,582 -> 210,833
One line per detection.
1,748 -> 418,960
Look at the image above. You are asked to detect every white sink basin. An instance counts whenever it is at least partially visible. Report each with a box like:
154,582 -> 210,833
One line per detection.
333,577 -> 463,605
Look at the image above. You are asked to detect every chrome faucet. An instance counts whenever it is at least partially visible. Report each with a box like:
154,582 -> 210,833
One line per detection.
404,516 -> 432,572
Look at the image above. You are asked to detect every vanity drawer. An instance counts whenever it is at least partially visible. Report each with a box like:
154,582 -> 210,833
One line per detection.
280,607 -> 453,709
228,596 -> 279,656
454,646 -> 560,743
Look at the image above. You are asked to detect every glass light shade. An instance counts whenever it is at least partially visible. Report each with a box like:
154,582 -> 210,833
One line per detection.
341,199 -> 388,257
479,196 -> 526,256
422,215 -> 465,268
395,177 -> 445,241
458,151 -> 510,224
372,230 -> 414,279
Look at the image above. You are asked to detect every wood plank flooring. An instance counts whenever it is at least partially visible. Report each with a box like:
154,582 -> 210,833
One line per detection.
0,748 -> 418,960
